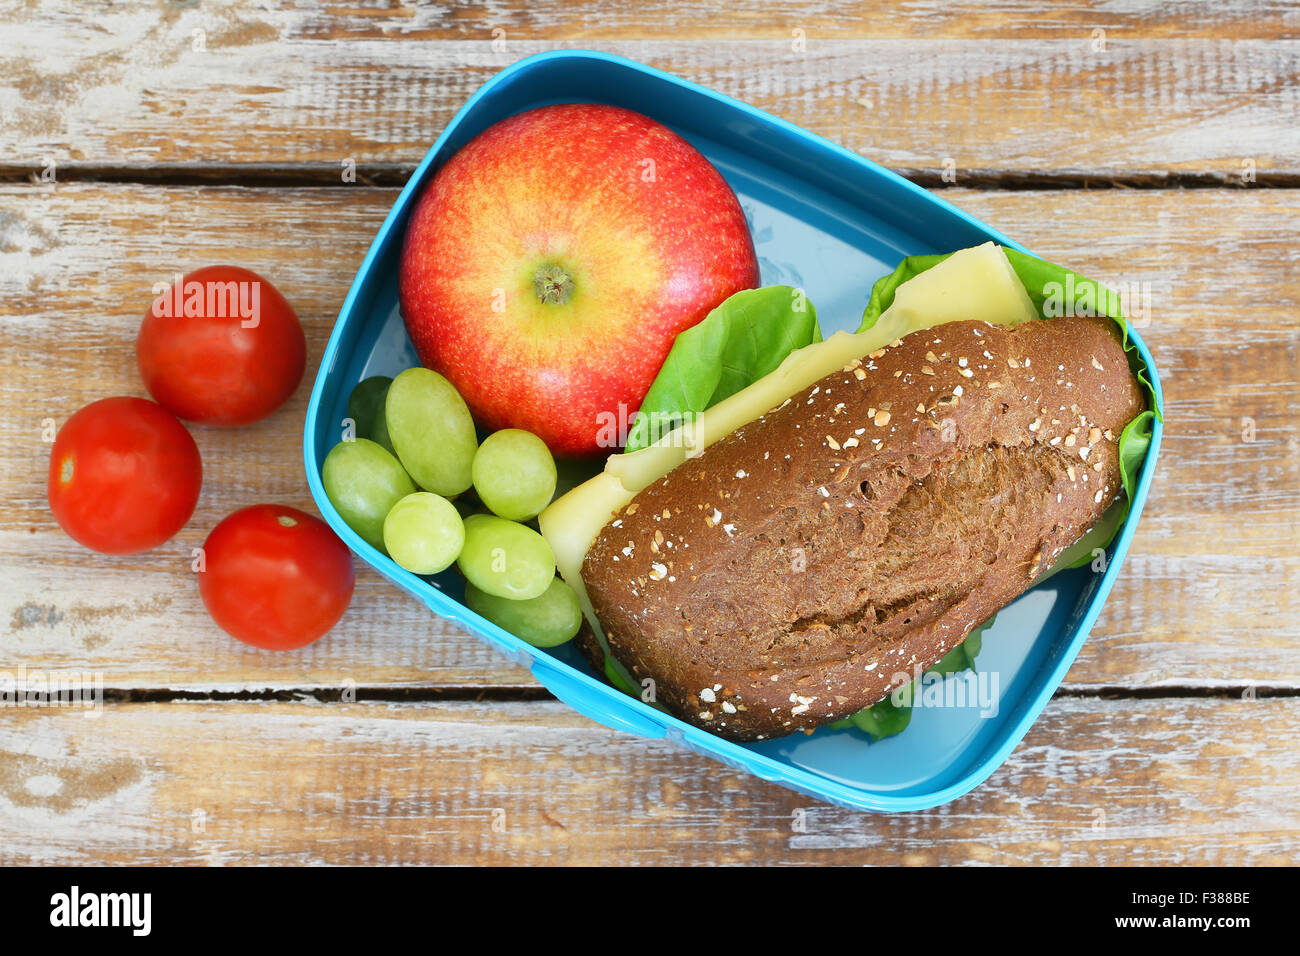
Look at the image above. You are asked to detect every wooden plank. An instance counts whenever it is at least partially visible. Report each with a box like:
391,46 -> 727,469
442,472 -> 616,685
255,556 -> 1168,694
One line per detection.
255,0 -> 1300,40
1,183 -> 1296,689
948,190 -> 1300,688
0,697 -> 1294,865
0,182 -> 532,687
2,2 -> 1297,175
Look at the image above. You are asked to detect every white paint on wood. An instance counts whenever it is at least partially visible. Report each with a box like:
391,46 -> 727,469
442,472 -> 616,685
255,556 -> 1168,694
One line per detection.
1,9 -> 1297,172
0,698 -> 1295,864
1,185 -> 1295,688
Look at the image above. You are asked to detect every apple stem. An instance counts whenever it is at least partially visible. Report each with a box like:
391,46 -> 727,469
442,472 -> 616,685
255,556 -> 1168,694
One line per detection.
533,263 -> 575,305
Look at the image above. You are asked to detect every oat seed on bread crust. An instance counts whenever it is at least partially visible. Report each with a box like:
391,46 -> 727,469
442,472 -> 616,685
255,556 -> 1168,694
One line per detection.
581,316 -> 1147,742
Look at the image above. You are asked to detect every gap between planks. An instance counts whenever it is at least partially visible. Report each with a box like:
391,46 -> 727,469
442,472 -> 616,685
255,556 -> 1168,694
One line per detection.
0,162 -> 1292,190
69,682 -> 1300,704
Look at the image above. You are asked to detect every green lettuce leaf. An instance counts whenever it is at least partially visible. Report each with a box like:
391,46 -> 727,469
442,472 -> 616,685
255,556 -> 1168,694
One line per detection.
833,691 -> 915,740
928,623 -> 986,677
829,613 -> 995,741
605,658 -> 642,698
624,286 -> 821,453
1117,409 -> 1156,505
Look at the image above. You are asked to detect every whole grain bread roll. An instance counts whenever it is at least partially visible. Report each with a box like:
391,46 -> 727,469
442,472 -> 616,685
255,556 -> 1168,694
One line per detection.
580,315 -> 1147,741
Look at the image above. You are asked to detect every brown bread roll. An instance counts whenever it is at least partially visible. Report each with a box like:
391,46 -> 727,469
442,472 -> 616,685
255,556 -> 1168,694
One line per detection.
580,315 -> 1147,741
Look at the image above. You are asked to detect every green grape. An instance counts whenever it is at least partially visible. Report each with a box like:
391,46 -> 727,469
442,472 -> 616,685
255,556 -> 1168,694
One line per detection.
472,428 -> 558,521
321,438 -> 415,551
456,514 -> 555,600
465,577 -> 582,648
385,368 -> 477,496
346,375 -> 392,441
383,492 -> 464,575
370,400 -> 396,455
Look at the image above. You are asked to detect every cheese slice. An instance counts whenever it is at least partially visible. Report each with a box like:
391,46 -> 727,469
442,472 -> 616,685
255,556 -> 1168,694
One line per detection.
879,239 -> 1038,330
538,242 -> 1039,646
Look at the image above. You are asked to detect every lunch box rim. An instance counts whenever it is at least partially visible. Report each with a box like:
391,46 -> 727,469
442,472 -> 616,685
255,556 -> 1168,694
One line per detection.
303,49 -> 1165,813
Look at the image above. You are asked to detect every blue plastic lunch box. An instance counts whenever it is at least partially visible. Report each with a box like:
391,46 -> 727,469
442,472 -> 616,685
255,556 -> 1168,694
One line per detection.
303,50 -> 1163,812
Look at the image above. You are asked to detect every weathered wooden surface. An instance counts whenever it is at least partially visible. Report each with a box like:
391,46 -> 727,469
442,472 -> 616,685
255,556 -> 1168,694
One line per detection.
0,698 -> 1294,865
2,2 -> 1298,177
1,184 -> 1295,690
0,697 -> 1289,868
1,0 -> 1296,865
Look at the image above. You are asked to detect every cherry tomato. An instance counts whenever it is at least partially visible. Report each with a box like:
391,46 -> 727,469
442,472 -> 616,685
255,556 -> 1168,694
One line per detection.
198,505 -> 354,650
137,265 -> 306,427
48,397 -> 202,554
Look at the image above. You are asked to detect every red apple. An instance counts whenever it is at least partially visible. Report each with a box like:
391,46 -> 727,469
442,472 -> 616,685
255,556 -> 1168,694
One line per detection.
398,103 -> 759,457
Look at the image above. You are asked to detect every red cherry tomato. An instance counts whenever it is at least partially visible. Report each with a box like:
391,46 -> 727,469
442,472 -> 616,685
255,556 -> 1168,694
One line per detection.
48,397 -> 202,554
199,505 -> 354,650
137,265 -> 306,427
